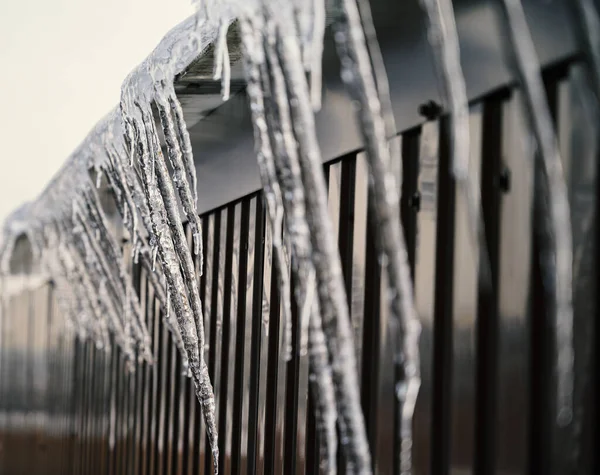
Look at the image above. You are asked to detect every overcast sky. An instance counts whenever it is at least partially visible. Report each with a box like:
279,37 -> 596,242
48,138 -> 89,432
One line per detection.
0,0 -> 195,224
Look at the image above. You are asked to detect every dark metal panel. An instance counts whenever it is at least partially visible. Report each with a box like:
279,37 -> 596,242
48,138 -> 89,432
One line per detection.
494,91 -> 533,475
188,0 -> 581,216
413,120 -> 439,475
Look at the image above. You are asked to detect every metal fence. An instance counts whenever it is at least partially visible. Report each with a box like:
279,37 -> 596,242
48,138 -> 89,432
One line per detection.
1,57 -> 598,475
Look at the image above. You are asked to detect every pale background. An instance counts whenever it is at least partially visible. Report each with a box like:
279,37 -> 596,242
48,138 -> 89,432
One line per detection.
0,0 -> 195,224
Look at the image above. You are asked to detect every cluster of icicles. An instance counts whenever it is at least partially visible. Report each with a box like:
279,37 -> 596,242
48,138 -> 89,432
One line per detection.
0,0 -> 589,472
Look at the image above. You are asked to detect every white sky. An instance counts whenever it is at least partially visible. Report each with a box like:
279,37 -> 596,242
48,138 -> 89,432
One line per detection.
0,0 -> 195,224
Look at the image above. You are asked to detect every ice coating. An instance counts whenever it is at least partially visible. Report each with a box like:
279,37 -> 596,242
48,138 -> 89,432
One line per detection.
332,0 -> 421,472
240,15 -> 338,471
101,147 -> 190,372
499,0 -> 574,425
419,0 -> 492,292
116,14 -> 225,466
238,16 -> 294,363
126,106 -> 219,471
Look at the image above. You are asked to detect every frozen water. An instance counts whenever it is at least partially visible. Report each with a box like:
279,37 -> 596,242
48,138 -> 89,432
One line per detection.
332,0 -> 420,472
500,0 -> 574,426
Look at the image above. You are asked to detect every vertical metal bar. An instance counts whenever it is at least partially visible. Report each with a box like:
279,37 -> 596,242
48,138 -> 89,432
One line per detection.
252,198 -> 272,475
219,204 -> 239,475
474,94 -> 505,475
177,225 -> 194,475
147,289 -> 161,475
360,149 -> 383,472
141,282 -> 156,475
99,335 -> 111,475
431,116 -> 456,475
205,209 -> 227,475
449,107 -> 483,475
178,374 -> 192,475
155,293 -> 169,475
121,354 -> 133,475
262,219 -> 283,475
199,213 -> 216,475
563,65 -> 599,475
115,349 -> 125,474
493,91 -> 533,475
283,270 -> 301,475
133,266 -> 147,475
241,196 -> 262,475
224,203 -> 242,475
411,120 -> 438,475
397,128 -> 421,475
85,343 -> 96,475
230,198 -> 251,475
165,335 -> 178,475
107,336 -> 119,475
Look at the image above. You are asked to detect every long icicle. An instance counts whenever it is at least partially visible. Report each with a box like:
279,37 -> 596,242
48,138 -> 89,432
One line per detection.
155,84 -> 204,258
62,221 -> 133,358
103,156 -> 190,371
168,92 -> 204,270
499,0 -> 573,426
262,18 -> 338,471
240,15 -> 338,471
238,16 -> 294,363
81,187 -> 153,361
272,7 -> 372,471
140,103 -> 211,378
128,105 -> 219,471
72,203 -> 147,362
331,0 -> 421,472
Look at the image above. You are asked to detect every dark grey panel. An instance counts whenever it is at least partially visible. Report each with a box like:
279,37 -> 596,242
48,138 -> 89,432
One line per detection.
189,0 -> 580,215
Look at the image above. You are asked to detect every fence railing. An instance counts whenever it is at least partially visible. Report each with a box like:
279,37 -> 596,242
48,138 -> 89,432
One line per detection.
1,56 -> 598,474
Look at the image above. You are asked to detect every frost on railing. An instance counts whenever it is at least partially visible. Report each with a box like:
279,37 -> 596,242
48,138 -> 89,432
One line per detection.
0,0 -> 586,473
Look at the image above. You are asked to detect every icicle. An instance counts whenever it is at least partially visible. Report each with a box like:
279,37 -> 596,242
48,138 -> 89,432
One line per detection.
128,104 -> 219,471
213,20 -> 229,80
221,39 -> 231,101
419,0 -> 491,291
499,0 -> 573,426
275,20 -> 372,475
238,8 -> 371,469
331,0 -> 423,471
310,0 -> 326,110
142,103 -> 210,371
308,297 -> 338,475
154,86 -> 204,260
238,16 -> 294,364
108,153 -> 191,370
81,188 -> 153,362
168,94 -> 199,206
249,18 -> 338,470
